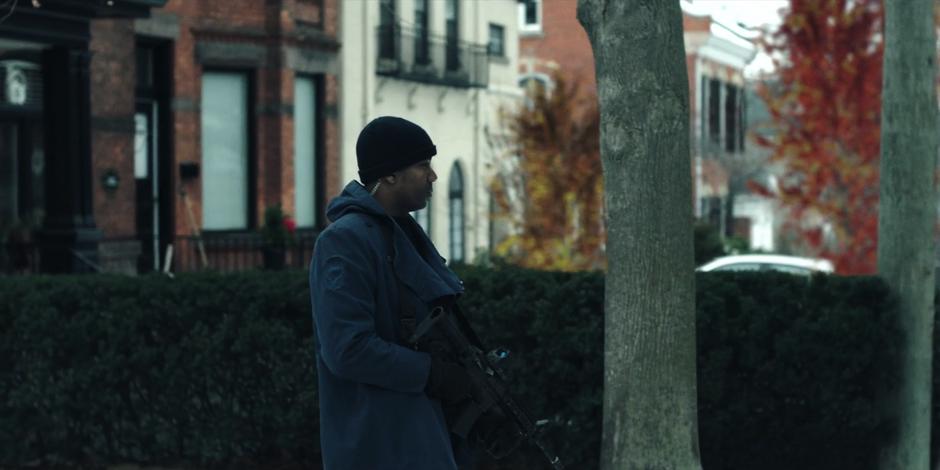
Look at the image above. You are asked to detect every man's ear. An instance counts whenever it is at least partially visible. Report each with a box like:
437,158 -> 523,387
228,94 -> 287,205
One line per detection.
383,174 -> 397,185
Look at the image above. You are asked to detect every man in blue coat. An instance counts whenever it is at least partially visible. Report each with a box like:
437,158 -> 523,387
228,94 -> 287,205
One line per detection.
310,116 -> 479,469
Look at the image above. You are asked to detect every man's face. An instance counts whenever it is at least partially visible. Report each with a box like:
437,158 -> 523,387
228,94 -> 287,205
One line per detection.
392,159 -> 437,212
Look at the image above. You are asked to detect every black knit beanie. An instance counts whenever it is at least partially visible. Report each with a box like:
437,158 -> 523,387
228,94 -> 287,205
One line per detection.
357,116 -> 437,185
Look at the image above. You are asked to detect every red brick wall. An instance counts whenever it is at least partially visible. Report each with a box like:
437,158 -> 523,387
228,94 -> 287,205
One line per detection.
89,0 -> 340,243
521,1 -> 707,99
683,13 -> 710,33
323,72 -> 340,208
90,19 -> 137,237
519,0 -> 595,92
166,0 -> 202,236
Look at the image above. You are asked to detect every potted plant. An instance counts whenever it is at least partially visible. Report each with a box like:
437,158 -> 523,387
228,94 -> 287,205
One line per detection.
260,204 -> 296,270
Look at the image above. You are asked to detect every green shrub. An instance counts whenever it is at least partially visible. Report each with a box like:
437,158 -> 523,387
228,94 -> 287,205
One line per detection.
0,271 -> 318,469
455,265 -> 604,469
0,267 -> 923,469
694,222 -> 726,265
695,272 -> 901,470
457,268 -> 904,470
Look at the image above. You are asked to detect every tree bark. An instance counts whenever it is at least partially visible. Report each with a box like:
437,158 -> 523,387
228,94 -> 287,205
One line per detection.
577,1 -> 700,469
878,0 -> 938,469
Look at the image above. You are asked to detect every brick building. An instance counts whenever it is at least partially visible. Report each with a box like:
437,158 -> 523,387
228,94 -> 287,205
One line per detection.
517,0 -> 594,94
0,0 -> 340,274
516,0 -> 760,242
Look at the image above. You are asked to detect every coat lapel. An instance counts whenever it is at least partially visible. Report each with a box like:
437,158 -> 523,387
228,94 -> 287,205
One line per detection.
389,218 -> 463,316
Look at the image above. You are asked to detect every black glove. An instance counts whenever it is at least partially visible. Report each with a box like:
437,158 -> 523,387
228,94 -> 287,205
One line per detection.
470,408 -> 523,459
426,356 -> 472,404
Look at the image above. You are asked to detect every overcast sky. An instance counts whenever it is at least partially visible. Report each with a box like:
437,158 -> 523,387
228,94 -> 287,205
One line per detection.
689,0 -> 790,29
688,0 -> 791,77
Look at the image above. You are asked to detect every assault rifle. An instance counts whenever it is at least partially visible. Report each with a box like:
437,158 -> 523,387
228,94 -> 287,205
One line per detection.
409,301 -> 565,470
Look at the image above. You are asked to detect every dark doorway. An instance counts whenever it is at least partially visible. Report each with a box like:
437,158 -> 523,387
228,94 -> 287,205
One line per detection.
135,40 -> 172,273
0,53 -> 45,272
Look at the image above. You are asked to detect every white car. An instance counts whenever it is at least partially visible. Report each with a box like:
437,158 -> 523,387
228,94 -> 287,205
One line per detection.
696,254 -> 835,275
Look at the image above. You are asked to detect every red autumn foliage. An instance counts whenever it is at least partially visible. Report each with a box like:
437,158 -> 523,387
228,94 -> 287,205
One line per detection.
752,0 -> 884,274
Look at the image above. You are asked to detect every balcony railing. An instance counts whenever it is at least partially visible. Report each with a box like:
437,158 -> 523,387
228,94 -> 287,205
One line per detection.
376,25 -> 489,88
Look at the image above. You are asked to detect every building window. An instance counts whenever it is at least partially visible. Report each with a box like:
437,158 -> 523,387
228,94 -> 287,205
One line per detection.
725,83 -> 738,153
412,199 -> 431,235
518,73 -> 552,94
707,78 -> 721,150
519,73 -> 553,109
723,83 -> 745,153
379,0 -> 397,60
294,75 -> 318,229
519,0 -> 541,33
488,23 -> 505,57
414,0 -> 430,65
445,0 -> 460,71
701,77 -> 746,155
448,161 -> 464,263
201,71 -> 250,230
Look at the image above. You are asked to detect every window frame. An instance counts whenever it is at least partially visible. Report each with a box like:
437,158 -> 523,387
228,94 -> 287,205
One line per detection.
379,0 -> 397,61
518,0 -> 542,34
445,0 -> 460,71
414,0 -> 431,65
707,78 -> 722,149
199,69 -> 257,233
293,73 -> 325,230
488,23 -> 505,57
724,83 -> 740,153
448,161 -> 465,263
518,73 -> 554,109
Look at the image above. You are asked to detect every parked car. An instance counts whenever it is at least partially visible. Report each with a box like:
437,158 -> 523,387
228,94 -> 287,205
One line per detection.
696,254 -> 835,275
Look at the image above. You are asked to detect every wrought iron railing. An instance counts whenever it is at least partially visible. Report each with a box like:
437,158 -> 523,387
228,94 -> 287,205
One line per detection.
376,25 -> 489,88
0,231 -> 320,276
0,240 -> 40,274
172,231 -> 318,273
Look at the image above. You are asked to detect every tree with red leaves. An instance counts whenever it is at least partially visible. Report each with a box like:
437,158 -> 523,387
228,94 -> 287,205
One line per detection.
752,0 -> 884,274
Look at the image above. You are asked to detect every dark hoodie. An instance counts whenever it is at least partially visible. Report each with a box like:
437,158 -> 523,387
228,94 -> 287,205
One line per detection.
310,181 -> 465,469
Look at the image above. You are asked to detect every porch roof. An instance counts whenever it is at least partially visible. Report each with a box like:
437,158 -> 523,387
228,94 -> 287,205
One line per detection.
0,0 -> 168,47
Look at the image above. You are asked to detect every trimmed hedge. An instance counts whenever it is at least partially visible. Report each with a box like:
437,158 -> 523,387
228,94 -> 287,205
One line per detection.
460,268 -> 904,470
0,272 -> 318,469
0,267 -> 929,469
694,272 -> 902,470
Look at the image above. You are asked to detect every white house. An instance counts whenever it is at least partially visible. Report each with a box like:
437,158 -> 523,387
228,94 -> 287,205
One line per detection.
681,1 -> 784,251
341,0 -> 522,264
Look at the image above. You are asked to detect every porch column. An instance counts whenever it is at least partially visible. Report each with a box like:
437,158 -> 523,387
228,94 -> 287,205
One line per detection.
37,46 -> 102,273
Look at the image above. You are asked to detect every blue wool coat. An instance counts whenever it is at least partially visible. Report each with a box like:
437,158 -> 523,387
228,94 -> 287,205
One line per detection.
310,181 -> 466,470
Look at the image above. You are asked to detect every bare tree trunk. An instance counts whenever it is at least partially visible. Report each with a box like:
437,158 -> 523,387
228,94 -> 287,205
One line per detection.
878,0 -> 938,469
577,1 -> 700,469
